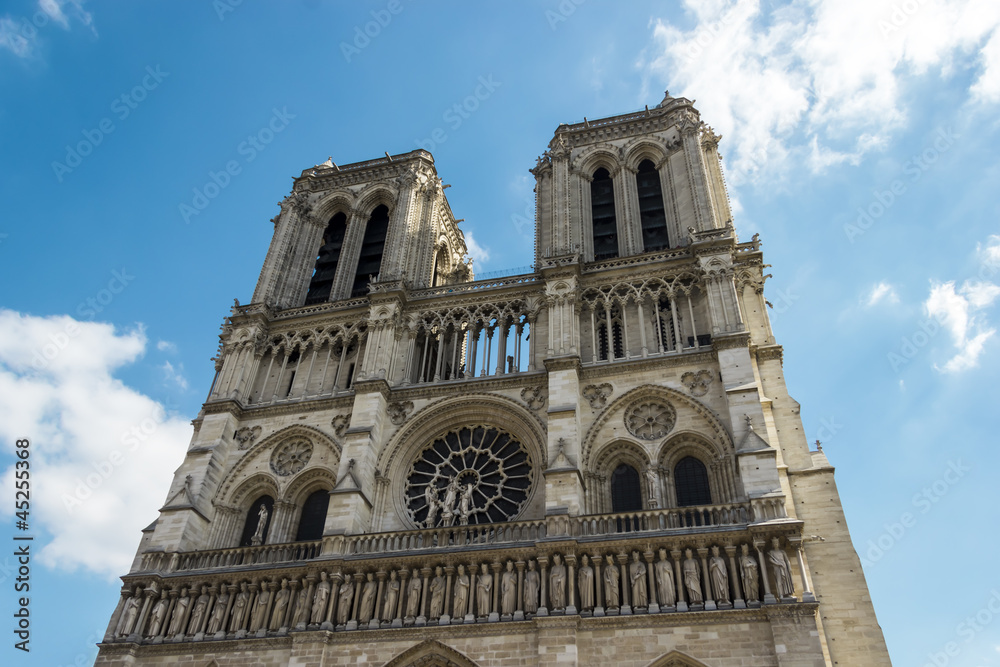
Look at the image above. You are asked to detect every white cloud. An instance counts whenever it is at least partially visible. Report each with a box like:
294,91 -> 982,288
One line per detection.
0,1 -> 95,59
464,230 -> 491,271
925,280 -> 1000,372
160,360 -> 189,391
0,17 -> 32,57
0,310 -> 190,580
639,0 -> 1000,183
865,281 -> 900,307
156,340 -> 178,353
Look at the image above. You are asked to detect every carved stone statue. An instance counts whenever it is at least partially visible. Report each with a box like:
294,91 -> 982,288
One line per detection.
453,564 -> 470,617
336,578 -> 354,625
578,554 -> 594,610
230,582 -> 250,632
477,563 -> 493,616
769,538 -> 795,598
291,581 -> 311,627
523,560 -> 540,613
655,548 -> 676,606
442,479 -> 459,526
459,483 -> 474,525
549,554 -> 566,610
683,549 -> 703,604
311,572 -> 330,624
709,546 -> 730,604
358,573 -> 377,623
188,585 -> 211,634
429,566 -> 446,618
251,503 -> 269,546
501,561 -> 517,615
117,587 -> 142,636
269,579 -> 290,630
406,569 -> 422,618
167,588 -> 191,636
207,584 -> 230,635
630,551 -> 648,608
645,465 -> 659,501
383,571 -> 400,622
424,485 -> 440,528
147,590 -> 169,638
604,554 -> 620,608
740,544 -> 759,602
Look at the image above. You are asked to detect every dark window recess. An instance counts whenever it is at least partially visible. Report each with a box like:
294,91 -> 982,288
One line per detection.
284,350 -> 299,396
674,457 -> 712,507
596,308 -> 625,361
239,495 -> 274,547
610,463 -> 643,512
351,205 -> 390,297
294,490 -> 330,541
686,334 -> 713,347
656,297 -> 676,349
636,159 -> 669,252
304,212 -> 347,305
590,168 -> 618,259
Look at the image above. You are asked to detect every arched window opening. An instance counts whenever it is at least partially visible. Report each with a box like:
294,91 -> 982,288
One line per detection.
284,349 -> 300,397
294,489 -> 330,541
305,212 -> 347,305
655,296 -> 678,352
590,168 -> 618,260
351,204 -> 390,297
596,306 -> 624,361
674,457 -> 712,507
610,463 -> 643,513
636,159 -> 669,252
239,495 -> 274,547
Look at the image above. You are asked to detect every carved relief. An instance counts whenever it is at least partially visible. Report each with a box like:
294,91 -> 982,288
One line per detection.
270,439 -> 313,476
624,400 -> 676,440
582,383 -> 613,409
234,426 -> 262,450
520,386 -> 546,411
387,401 -> 414,426
680,370 -> 713,397
331,415 -> 350,439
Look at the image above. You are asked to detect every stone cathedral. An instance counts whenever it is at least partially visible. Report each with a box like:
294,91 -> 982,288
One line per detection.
96,93 -> 892,666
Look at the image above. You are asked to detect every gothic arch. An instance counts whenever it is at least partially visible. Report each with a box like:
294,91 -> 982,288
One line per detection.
573,143 -> 623,176
226,472 -> 279,511
311,188 -> 357,223
658,431 -> 740,505
644,650 -> 712,667
355,182 -> 398,217
383,639 -> 480,667
379,393 -> 548,529
589,438 -> 653,514
581,384 -> 733,471
282,465 -> 338,506
622,136 -> 670,171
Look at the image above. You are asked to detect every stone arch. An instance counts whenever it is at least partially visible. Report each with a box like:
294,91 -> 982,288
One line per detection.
657,431 -> 738,505
581,384 -> 733,471
227,472 -> 279,510
379,393 -> 548,530
589,439 -> 653,514
622,136 -> 670,171
282,465 -> 338,506
215,425 -> 341,505
311,189 -> 357,223
573,142 -> 623,176
383,639 -> 480,667
644,650 -> 712,667
355,182 -> 398,217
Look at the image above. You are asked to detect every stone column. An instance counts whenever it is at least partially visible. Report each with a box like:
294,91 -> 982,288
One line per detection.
726,545 -> 746,608
755,538 -> 776,604
593,557 -> 604,617
617,553 -> 631,614
565,555 -> 578,615
514,560 -> 526,621
442,566 -> 455,625
418,567 -> 432,626
645,550 -> 659,613
346,573 -> 363,631
789,537 -> 817,602
698,547 -> 716,610
537,556 -> 549,617
490,562 -> 501,622
129,587 -> 157,642
671,549 -> 688,612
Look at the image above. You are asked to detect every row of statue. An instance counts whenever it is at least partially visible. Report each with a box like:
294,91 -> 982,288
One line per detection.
110,538 -> 798,642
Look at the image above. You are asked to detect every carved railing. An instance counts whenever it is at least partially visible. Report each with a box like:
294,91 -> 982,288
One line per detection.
572,503 -> 751,538
346,520 -> 548,556
408,273 -> 539,299
141,541 -> 323,574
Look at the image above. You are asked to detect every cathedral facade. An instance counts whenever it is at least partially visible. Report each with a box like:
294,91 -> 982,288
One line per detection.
96,93 -> 892,666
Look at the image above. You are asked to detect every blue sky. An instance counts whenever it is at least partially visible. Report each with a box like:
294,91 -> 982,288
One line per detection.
1,1 -> 998,665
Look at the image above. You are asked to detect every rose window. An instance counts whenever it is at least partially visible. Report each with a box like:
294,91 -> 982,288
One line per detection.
405,426 -> 534,527
624,400 -> 676,440
270,439 -> 313,476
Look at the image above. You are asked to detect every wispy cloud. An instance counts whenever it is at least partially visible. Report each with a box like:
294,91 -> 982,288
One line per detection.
160,360 -> 188,390
156,340 -> 178,353
925,280 -> 1000,372
865,281 -> 900,307
0,0 -> 95,59
639,0 -> 1000,184
464,230 -> 491,270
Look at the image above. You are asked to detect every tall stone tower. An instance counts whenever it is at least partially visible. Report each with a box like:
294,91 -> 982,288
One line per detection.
96,93 -> 892,666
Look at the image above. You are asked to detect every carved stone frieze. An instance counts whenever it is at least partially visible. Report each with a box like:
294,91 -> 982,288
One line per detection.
387,401 -> 414,426
520,386 -> 547,411
582,383 -> 613,409
680,370 -> 713,397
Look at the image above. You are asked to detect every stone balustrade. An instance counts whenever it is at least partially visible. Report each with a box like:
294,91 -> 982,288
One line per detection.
140,540 -> 323,574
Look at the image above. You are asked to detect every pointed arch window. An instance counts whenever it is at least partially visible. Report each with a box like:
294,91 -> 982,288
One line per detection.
239,495 -> 274,547
674,456 -> 712,507
351,204 -> 390,297
596,305 -> 624,361
636,159 -> 669,252
590,167 -> 618,260
305,212 -> 347,305
294,489 -> 330,541
610,463 -> 642,512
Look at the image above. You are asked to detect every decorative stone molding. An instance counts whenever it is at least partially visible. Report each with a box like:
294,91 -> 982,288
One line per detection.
624,400 -> 677,440
234,426 -> 262,450
681,370 -> 713,397
270,439 -> 314,477
387,401 -> 415,426
582,383 -> 613,409
520,386 -> 547,411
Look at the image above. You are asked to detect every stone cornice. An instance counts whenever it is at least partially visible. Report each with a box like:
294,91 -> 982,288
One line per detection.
389,372 -> 547,402
579,351 -> 716,381
200,394 -> 356,421
543,356 -> 582,373
754,345 -> 784,364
